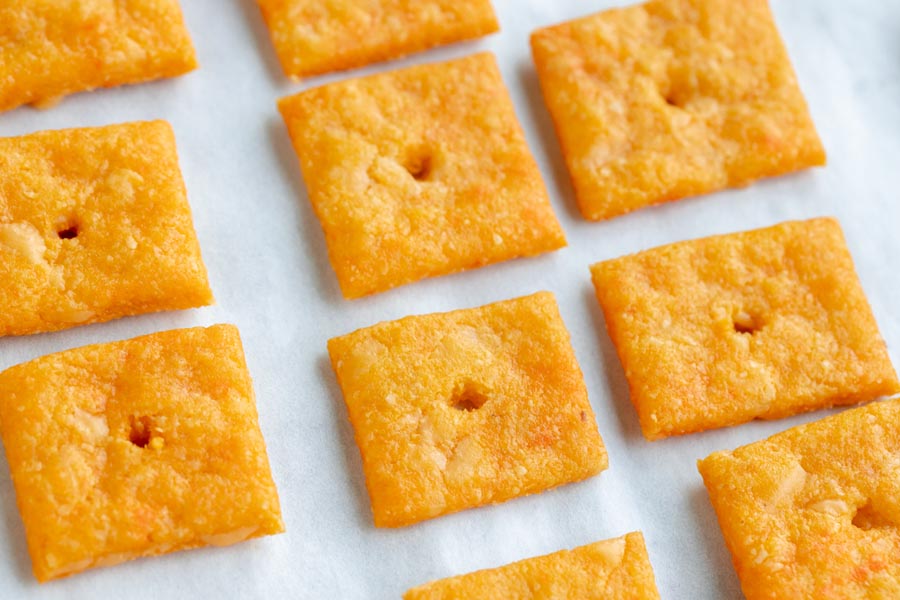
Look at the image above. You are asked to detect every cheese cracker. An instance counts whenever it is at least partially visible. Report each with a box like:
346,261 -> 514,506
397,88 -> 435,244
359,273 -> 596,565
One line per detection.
328,292 -> 606,527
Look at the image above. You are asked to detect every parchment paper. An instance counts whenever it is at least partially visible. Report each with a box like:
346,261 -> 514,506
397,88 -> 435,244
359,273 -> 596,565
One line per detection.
1,1 -> 898,598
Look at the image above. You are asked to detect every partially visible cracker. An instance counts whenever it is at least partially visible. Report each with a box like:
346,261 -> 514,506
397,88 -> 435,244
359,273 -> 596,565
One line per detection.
0,0 -> 197,113
404,532 -> 660,600
0,325 -> 284,582
590,218 -> 899,440
531,0 -> 825,221
0,120 -> 213,337
257,0 -> 498,79
328,292 -> 607,527
279,53 -> 566,299
699,399 -> 900,600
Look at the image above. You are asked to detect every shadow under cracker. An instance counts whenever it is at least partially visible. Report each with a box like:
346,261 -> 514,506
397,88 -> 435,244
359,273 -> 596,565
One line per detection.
0,444 -> 36,585
266,117 -> 344,303
687,486 -> 744,599
581,286 -> 644,442
236,0 -> 288,86
514,60 -> 581,222
317,354 -> 374,528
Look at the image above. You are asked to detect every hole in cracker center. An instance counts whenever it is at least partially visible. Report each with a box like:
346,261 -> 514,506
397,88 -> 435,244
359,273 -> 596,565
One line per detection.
405,152 -> 432,181
663,91 -> 683,108
852,501 -> 894,530
733,311 -> 763,335
128,415 -> 155,448
57,224 -> 79,239
451,381 -> 489,412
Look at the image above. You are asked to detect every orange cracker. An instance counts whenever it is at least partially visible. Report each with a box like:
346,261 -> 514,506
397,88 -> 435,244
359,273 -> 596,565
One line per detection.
0,0 -> 197,113
590,218 -> 899,440
327,292 -> 607,527
404,532 -> 660,599
699,399 -> 900,599
279,52 -> 566,299
0,120 -> 213,337
531,0 -> 826,221
256,0 -> 499,79
0,325 -> 284,582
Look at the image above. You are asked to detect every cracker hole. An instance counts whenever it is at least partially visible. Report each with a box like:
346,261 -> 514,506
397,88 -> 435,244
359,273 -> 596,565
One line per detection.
57,224 -> 79,239
852,502 -> 893,531
733,311 -> 763,335
405,153 -> 432,181
128,415 -> 153,448
451,382 -> 489,412
663,91 -> 684,108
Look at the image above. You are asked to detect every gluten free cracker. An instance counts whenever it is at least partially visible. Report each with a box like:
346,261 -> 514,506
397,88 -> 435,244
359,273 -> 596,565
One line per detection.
0,0 -> 197,113
0,325 -> 284,582
404,532 -> 660,600
0,120 -> 213,337
256,0 -> 498,79
279,52 -> 566,299
531,0 -> 826,221
590,218 -> 899,440
327,292 -> 607,527
699,399 -> 900,600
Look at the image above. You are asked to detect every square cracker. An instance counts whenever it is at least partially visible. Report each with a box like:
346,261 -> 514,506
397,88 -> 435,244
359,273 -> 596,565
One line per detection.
0,120 -> 213,337
0,0 -> 197,113
590,218 -> 899,440
279,52 -> 566,299
327,292 -> 607,527
256,0 -> 498,79
0,325 -> 284,582
404,532 -> 660,599
531,0 -> 826,221
699,399 -> 900,600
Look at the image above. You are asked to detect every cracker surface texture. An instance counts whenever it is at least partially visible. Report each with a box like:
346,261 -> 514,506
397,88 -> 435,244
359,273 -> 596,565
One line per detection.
591,218 -> 899,440
328,292 -> 607,527
0,0 -> 197,112
0,120 -> 213,337
0,325 -> 284,582
699,399 -> 900,600
531,0 -> 825,221
257,0 -> 498,78
404,532 -> 660,599
279,52 -> 566,299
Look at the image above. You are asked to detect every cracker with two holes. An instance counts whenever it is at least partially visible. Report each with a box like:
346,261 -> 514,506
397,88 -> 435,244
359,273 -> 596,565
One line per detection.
590,218 -> 899,441
256,0 -> 499,79
0,120 -> 213,337
0,325 -> 284,582
279,52 -> 566,299
404,532 -> 660,600
530,0 -> 826,221
327,292 -> 607,527
699,399 -> 900,600
0,0 -> 197,112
